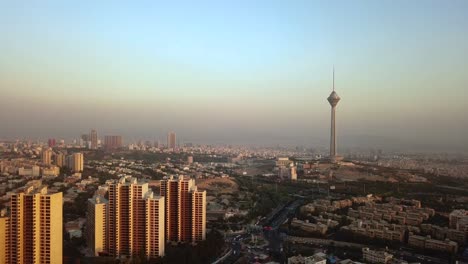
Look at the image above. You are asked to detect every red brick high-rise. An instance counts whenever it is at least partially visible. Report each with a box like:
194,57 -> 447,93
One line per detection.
160,176 -> 206,243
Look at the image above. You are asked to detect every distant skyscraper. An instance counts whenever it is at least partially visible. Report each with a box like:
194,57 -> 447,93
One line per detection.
327,68 -> 341,163
42,148 -> 52,165
81,134 -> 90,142
47,138 -> 56,148
66,153 -> 84,172
167,132 -> 176,150
104,135 -> 123,150
90,129 -> 98,149
160,176 -> 206,243
3,185 -> 62,264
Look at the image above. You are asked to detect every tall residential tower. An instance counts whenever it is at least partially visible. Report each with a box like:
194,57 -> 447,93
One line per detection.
2,185 -> 63,264
105,176 -> 165,258
42,148 -> 52,165
66,152 -> 84,172
160,176 -> 206,243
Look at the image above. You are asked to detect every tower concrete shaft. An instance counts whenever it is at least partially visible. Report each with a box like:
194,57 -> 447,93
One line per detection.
330,105 -> 337,160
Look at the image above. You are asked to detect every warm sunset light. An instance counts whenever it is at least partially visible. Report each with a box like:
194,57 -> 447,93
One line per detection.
1,1 -> 467,264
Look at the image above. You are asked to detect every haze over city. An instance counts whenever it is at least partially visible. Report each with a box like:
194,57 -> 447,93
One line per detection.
3,2 -> 468,264
1,0 -> 467,151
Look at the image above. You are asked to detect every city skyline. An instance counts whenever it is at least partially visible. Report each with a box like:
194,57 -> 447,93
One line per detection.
1,1 -> 467,152
2,2 -> 467,263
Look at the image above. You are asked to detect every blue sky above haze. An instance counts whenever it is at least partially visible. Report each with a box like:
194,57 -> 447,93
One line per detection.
1,0 -> 467,151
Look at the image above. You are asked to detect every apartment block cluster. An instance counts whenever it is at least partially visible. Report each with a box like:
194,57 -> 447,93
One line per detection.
300,195 -> 380,215
0,158 -> 59,178
48,149 -> 84,173
401,209 -> 468,253
87,175 -> 206,260
288,248 -> 399,264
347,198 -> 435,226
0,149 -> 84,179
0,184 -> 63,264
420,223 -> 466,244
341,220 -> 418,243
294,196 -> 381,236
339,198 -> 463,254
408,232 -> 458,254
291,217 -> 339,235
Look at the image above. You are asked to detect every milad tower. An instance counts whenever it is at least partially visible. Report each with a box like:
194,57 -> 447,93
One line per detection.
327,69 -> 341,163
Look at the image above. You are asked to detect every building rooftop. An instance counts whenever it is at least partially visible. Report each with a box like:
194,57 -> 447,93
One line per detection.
89,195 -> 108,204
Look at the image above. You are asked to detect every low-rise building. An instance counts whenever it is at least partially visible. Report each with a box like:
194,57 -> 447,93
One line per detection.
340,220 -> 406,242
291,218 -> 328,235
18,165 -> 40,177
42,166 -> 60,177
408,234 -> 458,254
449,210 -> 468,232
362,247 -> 393,263
288,253 -> 327,264
420,224 -> 466,244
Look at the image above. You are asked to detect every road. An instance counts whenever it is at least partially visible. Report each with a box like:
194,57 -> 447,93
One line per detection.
214,233 -> 248,264
285,236 -> 368,249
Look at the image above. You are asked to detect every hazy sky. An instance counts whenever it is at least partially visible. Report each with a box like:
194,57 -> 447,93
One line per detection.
1,1 -> 467,151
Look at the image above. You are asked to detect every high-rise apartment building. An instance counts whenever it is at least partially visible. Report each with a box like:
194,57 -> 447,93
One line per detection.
66,152 -> 84,172
90,129 -> 98,150
87,196 -> 107,256
0,210 -> 9,263
145,196 -> 165,259
1,185 -> 63,264
55,152 -> 65,167
167,132 -> 176,150
104,135 -> 123,150
105,176 -> 164,258
191,189 -> 207,242
160,176 -> 206,243
42,148 -> 52,165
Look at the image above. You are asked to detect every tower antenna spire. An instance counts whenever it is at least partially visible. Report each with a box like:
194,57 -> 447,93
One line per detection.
333,66 -> 335,91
